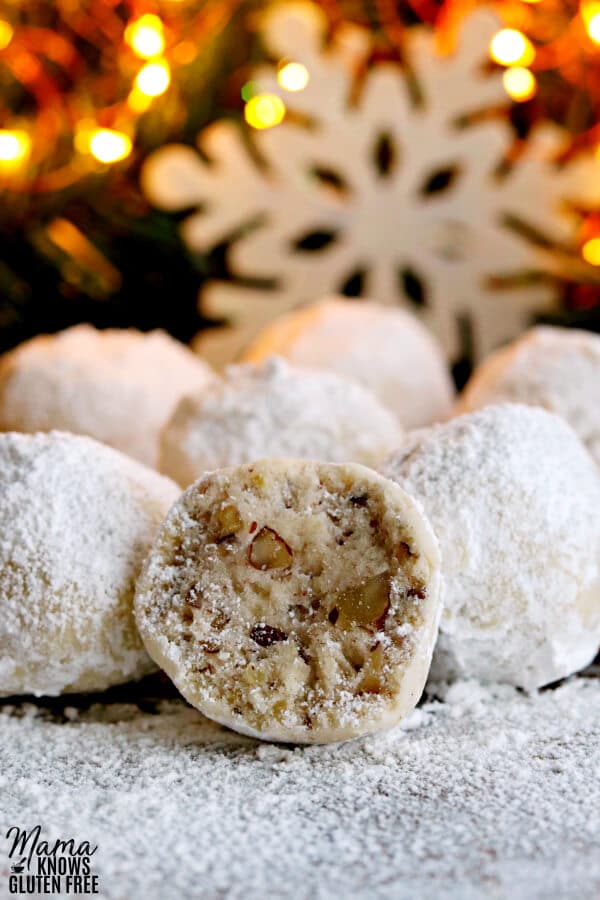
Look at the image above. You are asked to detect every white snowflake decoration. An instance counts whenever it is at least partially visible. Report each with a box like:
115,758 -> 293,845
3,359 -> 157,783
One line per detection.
142,2 -> 600,365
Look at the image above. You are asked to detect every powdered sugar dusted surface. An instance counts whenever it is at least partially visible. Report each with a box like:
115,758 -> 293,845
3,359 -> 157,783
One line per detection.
159,357 -> 403,486
382,404 -> 600,690
458,326 -> 600,467
0,432 -> 178,697
1,670 -> 599,899
242,298 -> 455,429
0,326 -> 213,467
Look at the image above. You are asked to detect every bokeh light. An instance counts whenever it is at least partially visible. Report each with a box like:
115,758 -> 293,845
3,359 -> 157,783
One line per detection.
135,60 -> 171,97
127,87 -> 153,113
0,20 -> 13,50
244,94 -> 286,129
490,29 -> 535,66
277,62 -> 309,92
89,129 -> 132,164
125,15 -> 165,60
582,237 -> 600,265
587,12 -> 600,43
503,67 -> 537,102
172,41 -> 197,65
0,130 -> 31,166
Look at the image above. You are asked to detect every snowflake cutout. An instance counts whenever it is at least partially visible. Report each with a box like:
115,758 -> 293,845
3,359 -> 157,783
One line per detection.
142,3 -> 600,365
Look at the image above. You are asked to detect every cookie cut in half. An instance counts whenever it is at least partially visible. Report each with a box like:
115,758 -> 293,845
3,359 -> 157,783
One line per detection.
135,459 -> 442,744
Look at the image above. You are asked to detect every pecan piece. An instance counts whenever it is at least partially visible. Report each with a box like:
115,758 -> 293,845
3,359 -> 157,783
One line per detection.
248,526 -> 293,570
332,571 -> 391,630
214,504 -> 243,542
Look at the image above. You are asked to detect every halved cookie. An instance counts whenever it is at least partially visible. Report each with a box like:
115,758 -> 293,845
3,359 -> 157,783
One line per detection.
135,459 -> 441,743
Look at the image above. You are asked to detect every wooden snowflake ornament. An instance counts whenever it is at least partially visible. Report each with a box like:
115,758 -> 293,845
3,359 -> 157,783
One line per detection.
142,3 -> 600,366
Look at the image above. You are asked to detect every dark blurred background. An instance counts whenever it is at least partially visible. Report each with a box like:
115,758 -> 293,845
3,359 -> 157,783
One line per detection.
1,0 -> 599,383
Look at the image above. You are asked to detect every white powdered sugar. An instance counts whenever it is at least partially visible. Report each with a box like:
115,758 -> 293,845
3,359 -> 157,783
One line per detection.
0,326 -> 214,467
0,432 -> 179,696
159,357 -> 404,485
242,297 -> 454,429
381,404 -> 600,689
0,672 -> 599,899
457,326 -> 600,468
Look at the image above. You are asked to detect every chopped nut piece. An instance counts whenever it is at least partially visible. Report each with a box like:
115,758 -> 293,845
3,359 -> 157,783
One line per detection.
333,572 -> 391,630
186,593 -> 203,609
250,623 -> 288,647
398,541 -> 415,561
242,665 -> 268,685
292,603 -> 310,619
298,645 -> 311,665
357,643 -> 385,693
211,612 -> 229,629
198,640 -> 220,654
214,504 -> 243,540
248,526 -> 293,570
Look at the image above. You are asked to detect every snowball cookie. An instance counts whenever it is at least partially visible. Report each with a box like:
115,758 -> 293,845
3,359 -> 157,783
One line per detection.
0,325 -> 214,467
381,404 -> 600,690
135,459 -> 442,743
241,297 -> 454,428
457,326 -> 600,468
159,357 -> 404,486
0,431 -> 179,697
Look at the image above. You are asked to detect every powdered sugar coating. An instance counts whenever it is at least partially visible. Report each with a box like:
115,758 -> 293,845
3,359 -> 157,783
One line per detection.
381,404 -> 600,689
0,326 -> 214,467
2,675 -> 600,899
457,326 -> 600,467
242,297 -> 454,428
0,431 -> 179,697
159,357 -> 404,485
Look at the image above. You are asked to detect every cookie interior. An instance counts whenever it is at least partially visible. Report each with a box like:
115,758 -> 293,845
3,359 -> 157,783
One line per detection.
138,461 -> 434,739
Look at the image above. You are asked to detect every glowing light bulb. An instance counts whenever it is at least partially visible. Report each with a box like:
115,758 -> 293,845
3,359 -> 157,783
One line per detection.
490,29 -> 535,66
127,86 -> 153,113
135,59 -> 171,97
89,129 -> 132,164
0,20 -> 14,50
503,67 -> 537,102
0,130 -> 30,166
582,237 -> 600,265
277,62 -> 309,92
125,14 -> 165,59
587,12 -> 600,42
244,94 -> 286,129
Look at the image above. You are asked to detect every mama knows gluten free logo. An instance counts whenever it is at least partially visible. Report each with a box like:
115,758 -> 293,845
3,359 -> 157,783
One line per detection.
5,825 -> 99,895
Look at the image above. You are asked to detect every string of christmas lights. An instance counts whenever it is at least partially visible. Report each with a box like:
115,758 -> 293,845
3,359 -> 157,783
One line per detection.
0,1 -> 242,184
0,0 -> 599,342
